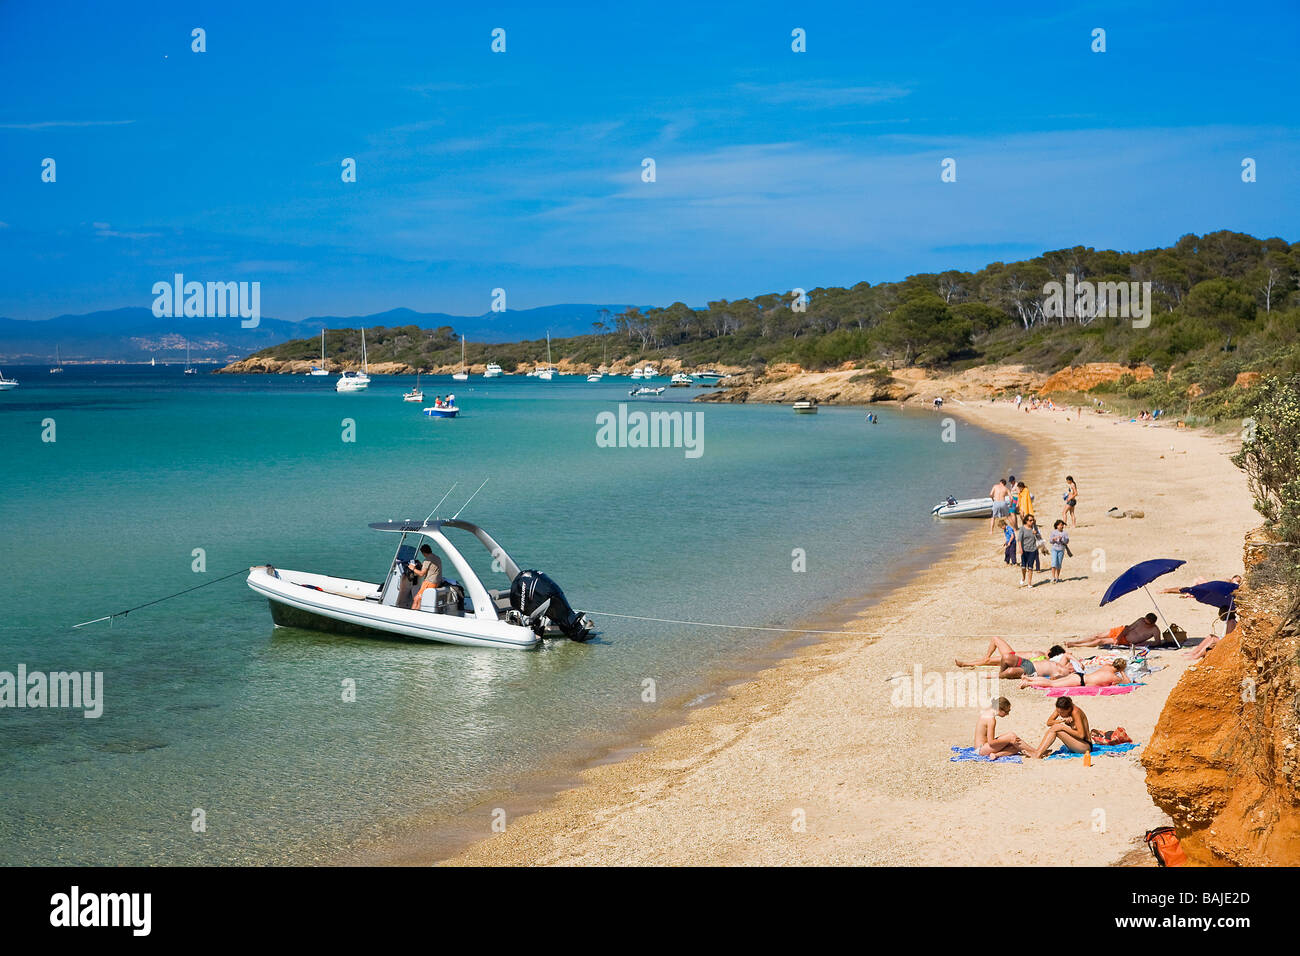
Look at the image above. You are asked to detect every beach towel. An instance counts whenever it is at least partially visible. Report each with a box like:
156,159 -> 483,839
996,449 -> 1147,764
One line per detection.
1044,743 -> 1139,759
1043,683 -> 1145,697
949,746 -> 1022,764
949,743 -> 1139,763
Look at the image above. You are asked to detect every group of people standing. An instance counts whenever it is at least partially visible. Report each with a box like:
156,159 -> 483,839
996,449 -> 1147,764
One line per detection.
990,474 -> 1079,587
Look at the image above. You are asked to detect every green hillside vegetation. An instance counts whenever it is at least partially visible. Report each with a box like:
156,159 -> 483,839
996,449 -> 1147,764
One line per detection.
251,231 -> 1300,421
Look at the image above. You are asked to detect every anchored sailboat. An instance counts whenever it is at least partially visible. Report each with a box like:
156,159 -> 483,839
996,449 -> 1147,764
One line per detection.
453,335 -> 469,381
309,329 -> 330,375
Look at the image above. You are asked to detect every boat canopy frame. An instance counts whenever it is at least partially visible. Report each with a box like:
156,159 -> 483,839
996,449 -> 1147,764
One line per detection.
368,518 -> 522,622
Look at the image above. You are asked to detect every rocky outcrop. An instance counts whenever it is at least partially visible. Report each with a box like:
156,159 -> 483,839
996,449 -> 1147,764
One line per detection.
1234,372 -> 1263,389
1038,363 -> 1154,395
697,363 -> 1048,405
1141,530 -> 1300,865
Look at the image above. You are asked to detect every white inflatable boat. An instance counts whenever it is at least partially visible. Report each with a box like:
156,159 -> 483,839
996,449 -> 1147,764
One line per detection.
931,496 -> 995,519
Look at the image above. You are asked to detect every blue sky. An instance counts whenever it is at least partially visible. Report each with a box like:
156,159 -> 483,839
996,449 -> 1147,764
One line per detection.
2,0 -> 1297,321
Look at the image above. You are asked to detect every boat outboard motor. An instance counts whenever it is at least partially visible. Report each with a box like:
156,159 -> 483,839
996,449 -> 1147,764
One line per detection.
510,569 -> 593,641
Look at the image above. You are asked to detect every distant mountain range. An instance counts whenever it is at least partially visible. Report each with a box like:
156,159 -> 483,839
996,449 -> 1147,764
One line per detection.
0,304 -> 638,363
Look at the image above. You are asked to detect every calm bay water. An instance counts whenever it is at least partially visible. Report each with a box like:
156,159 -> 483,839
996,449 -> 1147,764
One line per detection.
0,365 -> 1020,864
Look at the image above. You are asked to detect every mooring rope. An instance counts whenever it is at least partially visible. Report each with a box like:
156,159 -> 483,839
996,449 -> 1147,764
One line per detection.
72,567 -> 251,629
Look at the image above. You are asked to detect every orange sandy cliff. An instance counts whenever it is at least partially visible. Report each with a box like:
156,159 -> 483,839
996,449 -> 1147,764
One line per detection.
1141,530 -> 1300,865
1038,363 -> 1154,394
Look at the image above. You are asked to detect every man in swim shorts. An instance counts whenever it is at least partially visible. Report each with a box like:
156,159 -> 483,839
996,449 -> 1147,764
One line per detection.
1067,613 -> 1161,648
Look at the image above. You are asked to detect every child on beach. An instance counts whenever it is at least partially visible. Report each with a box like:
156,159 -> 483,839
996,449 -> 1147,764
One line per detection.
975,697 -> 1024,760
1000,519 -> 1016,564
1049,519 -> 1072,583
1062,476 -> 1078,527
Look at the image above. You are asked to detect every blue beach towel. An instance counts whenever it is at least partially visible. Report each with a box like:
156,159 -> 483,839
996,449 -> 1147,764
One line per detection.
950,743 -> 1140,764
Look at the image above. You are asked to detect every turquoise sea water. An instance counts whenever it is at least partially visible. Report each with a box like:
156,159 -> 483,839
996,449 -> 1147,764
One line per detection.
0,366 -> 1020,864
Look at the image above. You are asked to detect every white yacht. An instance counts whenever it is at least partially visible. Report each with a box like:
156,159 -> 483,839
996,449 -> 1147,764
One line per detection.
336,328 -> 371,392
184,339 -> 198,375
483,362 -> 503,378
0,370 -> 18,391
246,518 -> 594,649
50,345 -> 65,374
669,373 -> 694,387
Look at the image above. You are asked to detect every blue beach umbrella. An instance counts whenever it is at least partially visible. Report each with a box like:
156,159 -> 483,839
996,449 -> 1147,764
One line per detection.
1180,580 -> 1239,611
1100,558 -> 1186,646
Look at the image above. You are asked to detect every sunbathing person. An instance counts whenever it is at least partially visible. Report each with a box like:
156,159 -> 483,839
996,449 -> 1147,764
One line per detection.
1025,697 -> 1092,759
955,636 -> 1046,679
1066,613 -> 1161,648
1160,573 -> 1242,595
1020,658 -> 1129,689
974,697 -> 1024,760
1032,645 -> 1084,680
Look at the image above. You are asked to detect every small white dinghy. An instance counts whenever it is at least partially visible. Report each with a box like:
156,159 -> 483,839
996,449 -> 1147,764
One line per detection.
247,518 -> 594,649
931,496 -> 995,518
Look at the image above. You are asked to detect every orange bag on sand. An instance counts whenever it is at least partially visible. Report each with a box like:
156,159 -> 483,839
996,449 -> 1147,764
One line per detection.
1145,827 -> 1188,867
1091,727 -> 1133,745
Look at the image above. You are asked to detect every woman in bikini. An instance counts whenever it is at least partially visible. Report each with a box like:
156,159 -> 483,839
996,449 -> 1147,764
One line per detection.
1026,697 -> 1092,759
1019,658 -> 1128,689
1061,476 -> 1078,527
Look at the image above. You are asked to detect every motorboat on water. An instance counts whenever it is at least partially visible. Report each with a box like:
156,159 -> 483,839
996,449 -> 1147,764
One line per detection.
629,367 -> 645,380
309,329 -> 330,375
0,370 -> 18,391
793,401 -> 818,414
669,373 -> 694,387
629,385 -> 665,397
484,363 -> 503,378
453,336 -> 469,381
586,373 -> 603,382
403,371 -> 424,403
931,495 -> 995,518
246,518 -> 594,649
336,328 -> 371,391
423,394 -> 459,418
692,369 -> 725,384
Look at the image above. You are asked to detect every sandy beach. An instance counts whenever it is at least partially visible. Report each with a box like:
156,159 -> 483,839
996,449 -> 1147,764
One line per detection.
436,401 -> 1259,866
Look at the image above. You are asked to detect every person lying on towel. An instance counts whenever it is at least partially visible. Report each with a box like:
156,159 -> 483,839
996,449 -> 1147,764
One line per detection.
1018,658 -> 1128,689
1065,613 -> 1160,648
1025,697 -> 1092,759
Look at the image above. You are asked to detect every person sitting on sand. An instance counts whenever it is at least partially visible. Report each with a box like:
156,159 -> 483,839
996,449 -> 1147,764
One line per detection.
1025,697 -> 1092,759
975,697 -> 1025,760
1066,613 -> 1161,648
1020,657 -> 1129,689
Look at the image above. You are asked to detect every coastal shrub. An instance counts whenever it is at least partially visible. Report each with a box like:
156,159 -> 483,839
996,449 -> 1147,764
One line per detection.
1234,376 -> 1300,550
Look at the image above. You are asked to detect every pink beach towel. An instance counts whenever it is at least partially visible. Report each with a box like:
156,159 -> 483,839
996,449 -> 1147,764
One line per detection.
1044,683 -> 1144,697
